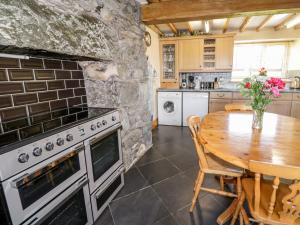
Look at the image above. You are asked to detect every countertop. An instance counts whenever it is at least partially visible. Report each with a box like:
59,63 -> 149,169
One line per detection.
157,88 -> 300,93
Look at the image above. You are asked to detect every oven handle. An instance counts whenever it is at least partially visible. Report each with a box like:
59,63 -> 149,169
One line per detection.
95,166 -> 125,199
10,145 -> 85,189
90,123 -> 122,146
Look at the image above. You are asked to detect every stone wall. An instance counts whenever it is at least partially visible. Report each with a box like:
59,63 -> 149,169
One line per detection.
0,0 -> 152,169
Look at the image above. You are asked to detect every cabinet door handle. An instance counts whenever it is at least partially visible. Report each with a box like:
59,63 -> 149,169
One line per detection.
217,93 -> 225,97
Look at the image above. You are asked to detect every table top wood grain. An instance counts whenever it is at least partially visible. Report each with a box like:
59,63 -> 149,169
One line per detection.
200,111 -> 300,169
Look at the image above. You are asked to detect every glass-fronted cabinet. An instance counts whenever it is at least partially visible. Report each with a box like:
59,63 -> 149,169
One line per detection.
160,41 -> 178,83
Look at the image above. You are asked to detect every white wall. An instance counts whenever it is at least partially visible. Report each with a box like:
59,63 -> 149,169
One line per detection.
288,39 -> 300,71
145,26 -> 161,121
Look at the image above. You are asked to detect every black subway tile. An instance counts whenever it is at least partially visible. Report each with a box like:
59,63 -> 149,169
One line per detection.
13,93 -> 38,106
44,59 -> 62,69
58,89 -> 73,99
74,88 -> 86,96
0,131 -> 19,147
0,57 -> 20,68
55,70 -> 71,79
19,124 -> 43,139
38,91 -> 58,102
43,118 -> 62,131
62,61 -> 77,70
2,118 -> 29,132
68,97 -> 82,107
0,106 -> 27,122
80,80 -> 85,87
50,99 -> 67,110
0,95 -> 12,108
72,71 -> 84,79
0,69 -> 7,81
0,82 -> 24,95
25,82 -> 47,92
8,69 -> 34,81
35,70 -> 55,80
28,102 -> 50,115
20,58 -> 43,69
47,80 -> 65,90
66,80 -> 79,88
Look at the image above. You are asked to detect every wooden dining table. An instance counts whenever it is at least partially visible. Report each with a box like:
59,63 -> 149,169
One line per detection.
199,111 -> 300,224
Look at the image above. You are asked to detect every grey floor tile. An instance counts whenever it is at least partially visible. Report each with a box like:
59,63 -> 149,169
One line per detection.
138,159 -> 180,185
114,166 -> 149,200
153,173 -> 194,213
174,194 -> 228,225
110,187 -> 169,225
151,215 -> 179,225
136,148 -> 164,167
93,207 -> 115,225
167,152 -> 198,171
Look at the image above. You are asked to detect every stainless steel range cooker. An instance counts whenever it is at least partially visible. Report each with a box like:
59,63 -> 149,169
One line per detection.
0,105 -> 124,225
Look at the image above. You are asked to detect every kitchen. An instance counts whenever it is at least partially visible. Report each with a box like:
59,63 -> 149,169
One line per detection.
0,1 -> 300,225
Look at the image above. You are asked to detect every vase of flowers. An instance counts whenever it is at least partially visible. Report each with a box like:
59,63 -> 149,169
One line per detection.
239,76 -> 286,129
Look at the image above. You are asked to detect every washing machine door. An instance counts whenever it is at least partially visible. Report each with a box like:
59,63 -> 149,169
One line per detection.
158,92 -> 182,126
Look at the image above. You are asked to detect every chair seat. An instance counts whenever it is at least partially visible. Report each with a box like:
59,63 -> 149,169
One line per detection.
242,178 -> 300,225
204,153 -> 244,177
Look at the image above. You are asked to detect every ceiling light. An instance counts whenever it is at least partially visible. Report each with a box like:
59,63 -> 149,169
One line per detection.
204,21 -> 210,33
286,15 -> 300,28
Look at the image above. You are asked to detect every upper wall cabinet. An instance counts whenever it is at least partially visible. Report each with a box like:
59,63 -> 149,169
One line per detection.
215,37 -> 234,71
160,40 -> 179,83
178,39 -> 204,71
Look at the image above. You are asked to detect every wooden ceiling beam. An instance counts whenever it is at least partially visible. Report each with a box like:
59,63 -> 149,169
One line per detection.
141,0 -> 300,25
148,25 -> 163,36
274,13 -> 297,31
239,16 -> 251,32
168,23 -> 178,35
256,15 -> 273,32
223,18 -> 230,33
187,22 -> 193,34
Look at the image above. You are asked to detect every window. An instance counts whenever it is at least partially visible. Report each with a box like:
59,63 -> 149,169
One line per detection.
232,42 -> 289,79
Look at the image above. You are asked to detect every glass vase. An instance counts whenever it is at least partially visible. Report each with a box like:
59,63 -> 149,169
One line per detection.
252,109 -> 264,129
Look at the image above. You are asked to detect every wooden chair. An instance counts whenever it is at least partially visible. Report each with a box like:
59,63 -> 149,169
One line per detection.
225,103 -> 252,112
187,116 -> 244,215
230,160 -> 300,225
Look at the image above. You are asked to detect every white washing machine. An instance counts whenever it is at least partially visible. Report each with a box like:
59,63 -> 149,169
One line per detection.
158,92 -> 182,126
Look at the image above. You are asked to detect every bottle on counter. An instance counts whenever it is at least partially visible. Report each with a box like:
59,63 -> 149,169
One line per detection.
214,77 -> 220,89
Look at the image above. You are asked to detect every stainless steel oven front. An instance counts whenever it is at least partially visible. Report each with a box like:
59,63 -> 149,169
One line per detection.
91,165 -> 124,221
84,123 -> 123,193
22,175 -> 93,225
2,143 -> 87,225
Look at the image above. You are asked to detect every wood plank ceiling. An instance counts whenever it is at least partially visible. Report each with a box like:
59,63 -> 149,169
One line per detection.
140,0 -> 300,36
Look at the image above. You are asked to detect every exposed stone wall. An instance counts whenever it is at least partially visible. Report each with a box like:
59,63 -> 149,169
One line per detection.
0,0 -> 152,169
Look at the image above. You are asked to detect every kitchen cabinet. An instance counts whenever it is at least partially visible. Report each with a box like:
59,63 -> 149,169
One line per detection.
291,101 -> 300,119
178,39 -> 203,71
160,40 -> 179,85
266,101 -> 292,116
209,99 -> 232,113
215,37 -> 234,70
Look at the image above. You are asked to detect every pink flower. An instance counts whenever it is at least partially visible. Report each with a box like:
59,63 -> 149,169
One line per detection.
271,87 -> 280,97
266,78 -> 286,89
245,82 -> 251,89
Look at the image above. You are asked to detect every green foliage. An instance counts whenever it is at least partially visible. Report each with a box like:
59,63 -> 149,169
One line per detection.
239,76 -> 272,111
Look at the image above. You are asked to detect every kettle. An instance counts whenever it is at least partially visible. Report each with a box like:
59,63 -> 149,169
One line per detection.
290,76 -> 300,89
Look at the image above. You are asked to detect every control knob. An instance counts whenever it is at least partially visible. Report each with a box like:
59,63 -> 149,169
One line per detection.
45,142 -> 54,151
97,122 -> 102,128
18,153 -> 29,163
66,134 -> 73,142
102,120 -> 107,126
56,138 -> 64,146
33,147 -> 42,157
112,116 -> 116,121
91,124 -> 96,131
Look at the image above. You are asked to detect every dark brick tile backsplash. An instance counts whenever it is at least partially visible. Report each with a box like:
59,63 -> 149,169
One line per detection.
8,69 -> 34,80
0,56 -> 87,120
0,70 -> 7,81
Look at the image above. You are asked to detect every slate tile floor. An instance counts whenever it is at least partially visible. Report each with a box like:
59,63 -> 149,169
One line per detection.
94,126 -> 234,225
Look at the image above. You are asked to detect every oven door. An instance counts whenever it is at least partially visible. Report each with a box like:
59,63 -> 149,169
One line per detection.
84,123 -> 122,193
21,175 -> 93,225
91,165 -> 124,221
2,143 -> 86,225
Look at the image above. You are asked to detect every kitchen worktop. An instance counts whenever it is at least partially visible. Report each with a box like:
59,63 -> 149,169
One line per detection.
157,88 -> 300,93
